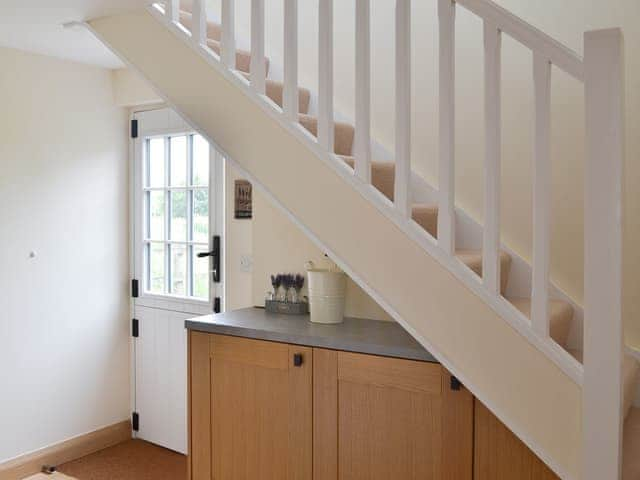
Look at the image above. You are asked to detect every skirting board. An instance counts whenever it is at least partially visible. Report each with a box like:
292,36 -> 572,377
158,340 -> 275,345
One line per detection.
0,421 -> 131,480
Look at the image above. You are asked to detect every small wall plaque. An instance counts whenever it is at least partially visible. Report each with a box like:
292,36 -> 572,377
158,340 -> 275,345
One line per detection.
234,179 -> 252,219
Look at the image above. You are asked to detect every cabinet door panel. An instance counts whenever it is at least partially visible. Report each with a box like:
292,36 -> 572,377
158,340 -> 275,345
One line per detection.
313,348 -> 472,480
209,335 -> 312,480
474,400 -> 558,480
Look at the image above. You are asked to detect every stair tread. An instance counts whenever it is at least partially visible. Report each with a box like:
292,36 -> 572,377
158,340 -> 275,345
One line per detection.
238,72 -> 311,114
510,297 -> 574,348
299,114 -> 355,156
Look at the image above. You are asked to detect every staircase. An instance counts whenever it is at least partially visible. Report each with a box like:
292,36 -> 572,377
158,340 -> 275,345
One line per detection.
86,1 -> 637,478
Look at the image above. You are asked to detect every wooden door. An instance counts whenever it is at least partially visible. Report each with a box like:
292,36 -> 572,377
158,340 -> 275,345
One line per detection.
313,349 -> 473,480
189,332 -> 312,480
474,400 -> 559,479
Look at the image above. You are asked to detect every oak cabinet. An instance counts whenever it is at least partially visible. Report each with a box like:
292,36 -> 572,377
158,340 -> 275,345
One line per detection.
188,330 -> 553,480
189,332 -> 312,480
313,348 -> 473,480
474,400 -> 559,480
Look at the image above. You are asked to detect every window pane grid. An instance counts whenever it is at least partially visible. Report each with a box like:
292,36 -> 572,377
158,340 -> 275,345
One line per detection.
143,133 -> 210,300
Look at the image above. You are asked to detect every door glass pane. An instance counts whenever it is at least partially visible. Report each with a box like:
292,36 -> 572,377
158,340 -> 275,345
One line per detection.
193,245 -> 210,300
148,191 -> 165,240
192,135 -> 209,186
170,244 -> 187,296
148,138 -> 165,187
192,189 -> 209,243
170,136 -> 187,186
148,242 -> 165,294
170,191 -> 187,241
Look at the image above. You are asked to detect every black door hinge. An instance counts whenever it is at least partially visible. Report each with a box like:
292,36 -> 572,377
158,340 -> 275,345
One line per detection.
131,119 -> 138,138
450,376 -> 462,391
131,279 -> 139,298
214,297 -> 221,314
132,412 -> 139,431
132,318 -> 139,338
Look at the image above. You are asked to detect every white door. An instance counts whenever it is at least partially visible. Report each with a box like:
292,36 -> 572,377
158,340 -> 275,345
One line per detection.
131,108 -> 224,454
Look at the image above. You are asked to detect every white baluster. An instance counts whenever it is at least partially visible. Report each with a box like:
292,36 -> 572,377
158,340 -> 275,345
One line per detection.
283,0 -> 299,120
221,0 -> 236,68
482,20 -> 501,295
531,53 -> 551,336
318,0 -> 334,152
191,0 -> 207,46
583,28 -> 625,480
438,0 -> 456,252
167,0 -> 179,23
250,0 -> 266,94
354,0 -> 371,184
394,0 -> 411,217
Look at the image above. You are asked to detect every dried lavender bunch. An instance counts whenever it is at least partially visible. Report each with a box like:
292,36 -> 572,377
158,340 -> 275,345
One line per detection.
294,274 -> 305,291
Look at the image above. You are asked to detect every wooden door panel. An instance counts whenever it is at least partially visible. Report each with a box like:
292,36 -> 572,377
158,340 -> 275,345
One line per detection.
338,379 -> 443,480
338,351 -> 442,394
212,357 -> 289,479
474,400 -> 558,479
314,348 -> 472,480
210,334 -> 289,370
207,335 -> 312,480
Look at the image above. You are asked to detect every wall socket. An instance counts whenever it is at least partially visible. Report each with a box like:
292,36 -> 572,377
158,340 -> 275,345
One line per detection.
240,255 -> 253,273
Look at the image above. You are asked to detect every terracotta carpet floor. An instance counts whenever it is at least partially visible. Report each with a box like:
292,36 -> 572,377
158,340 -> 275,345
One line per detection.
58,440 -> 186,480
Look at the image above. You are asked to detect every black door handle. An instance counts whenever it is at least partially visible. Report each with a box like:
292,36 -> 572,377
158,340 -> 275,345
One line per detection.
293,353 -> 303,367
197,236 -> 221,283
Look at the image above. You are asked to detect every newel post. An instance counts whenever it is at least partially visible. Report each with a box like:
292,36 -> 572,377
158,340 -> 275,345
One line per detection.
583,28 -> 625,480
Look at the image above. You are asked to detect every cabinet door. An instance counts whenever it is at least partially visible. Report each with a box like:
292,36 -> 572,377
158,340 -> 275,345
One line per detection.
474,400 -> 558,479
313,349 -> 473,480
189,332 -> 312,480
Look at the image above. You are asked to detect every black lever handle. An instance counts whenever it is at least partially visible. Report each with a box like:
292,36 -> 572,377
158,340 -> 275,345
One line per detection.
197,236 -> 221,283
293,353 -> 303,367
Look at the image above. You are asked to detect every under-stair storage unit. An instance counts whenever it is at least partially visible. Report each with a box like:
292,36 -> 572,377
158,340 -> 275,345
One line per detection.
186,309 -> 565,480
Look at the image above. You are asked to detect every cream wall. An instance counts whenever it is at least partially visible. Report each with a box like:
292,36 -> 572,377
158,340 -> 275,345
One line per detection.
0,47 -> 130,462
252,190 -> 392,320
205,0 -> 640,347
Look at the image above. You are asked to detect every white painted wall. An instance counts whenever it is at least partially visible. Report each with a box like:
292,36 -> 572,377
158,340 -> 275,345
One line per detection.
0,47 -> 130,462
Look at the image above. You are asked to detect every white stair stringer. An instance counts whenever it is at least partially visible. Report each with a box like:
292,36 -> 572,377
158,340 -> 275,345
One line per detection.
88,10 -> 582,479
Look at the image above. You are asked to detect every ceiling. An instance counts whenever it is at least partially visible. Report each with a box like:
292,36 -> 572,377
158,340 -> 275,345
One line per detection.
0,1 -> 150,69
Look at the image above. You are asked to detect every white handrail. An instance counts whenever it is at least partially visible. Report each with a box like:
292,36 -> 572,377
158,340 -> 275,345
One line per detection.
531,53 -> 551,337
482,19 -> 501,295
354,0 -> 371,184
283,0 -> 298,121
437,0 -> 456,254
456,0 -> 584,81
394,0 -> 411,218
318,0 -> 334,152
250,0 -> 265,94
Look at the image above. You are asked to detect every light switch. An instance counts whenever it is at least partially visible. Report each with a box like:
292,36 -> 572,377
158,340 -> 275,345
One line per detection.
240,255 -> 253,273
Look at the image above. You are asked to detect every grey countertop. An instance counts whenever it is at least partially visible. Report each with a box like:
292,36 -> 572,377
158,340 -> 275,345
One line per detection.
185,307 -> 437,363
